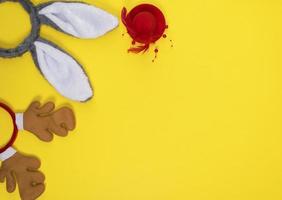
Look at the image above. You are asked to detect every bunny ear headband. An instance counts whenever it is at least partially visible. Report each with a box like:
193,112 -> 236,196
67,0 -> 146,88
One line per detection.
0,0 -> 118,102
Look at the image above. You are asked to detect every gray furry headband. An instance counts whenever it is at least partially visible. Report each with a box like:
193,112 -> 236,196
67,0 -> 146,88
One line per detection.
0,0 -> 118,102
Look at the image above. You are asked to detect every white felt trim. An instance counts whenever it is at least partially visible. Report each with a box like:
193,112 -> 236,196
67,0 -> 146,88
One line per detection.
0,147 -> 17,161
34,40 -> 93,102
15,113 -> 24,130
39,2 -> 119,39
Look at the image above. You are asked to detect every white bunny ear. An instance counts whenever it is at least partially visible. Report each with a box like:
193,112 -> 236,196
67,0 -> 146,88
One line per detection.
30,38 -> 93,102
37,2 -> 119,39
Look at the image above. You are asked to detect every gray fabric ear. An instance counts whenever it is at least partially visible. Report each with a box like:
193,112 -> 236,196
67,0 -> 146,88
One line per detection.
0,0 -> 119,102
37,1 -> 119,39
30,38 -> 93,102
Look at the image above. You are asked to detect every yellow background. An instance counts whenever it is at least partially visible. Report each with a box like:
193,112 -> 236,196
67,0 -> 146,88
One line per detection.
1,0 -> 282,199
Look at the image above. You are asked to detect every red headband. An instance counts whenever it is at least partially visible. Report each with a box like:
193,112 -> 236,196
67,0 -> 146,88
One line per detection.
0,103 -> 18,154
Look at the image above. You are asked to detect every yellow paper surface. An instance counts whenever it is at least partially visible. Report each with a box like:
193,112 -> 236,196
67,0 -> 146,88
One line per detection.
1,0 -> 282,199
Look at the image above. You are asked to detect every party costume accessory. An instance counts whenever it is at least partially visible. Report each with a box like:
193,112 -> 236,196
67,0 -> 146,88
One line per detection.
0,103 -> 18,154
0,0 -> 119,102
0,101 -> 76,199
122,4 -> 167,53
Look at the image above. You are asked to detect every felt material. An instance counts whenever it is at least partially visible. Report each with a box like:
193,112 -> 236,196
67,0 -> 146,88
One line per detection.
0,103 -> 18,154
0,147 -> 17,162
0,152 -> 45,200
121,4 -> 167,53
16,113 -> 24,131
38,2 -> 119,39
23,101 -> 76,142
0,101 -> 75,199
0,0 -> 119,102
31,39 -> 93,102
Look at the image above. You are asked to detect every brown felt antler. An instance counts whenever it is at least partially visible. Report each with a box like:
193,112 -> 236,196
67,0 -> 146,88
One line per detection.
0,152 -> 45,200
0,101 -> 76,199
23,101 -> 76,142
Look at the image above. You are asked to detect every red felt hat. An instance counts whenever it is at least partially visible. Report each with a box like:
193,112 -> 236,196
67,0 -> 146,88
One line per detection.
122,4 -> 167,53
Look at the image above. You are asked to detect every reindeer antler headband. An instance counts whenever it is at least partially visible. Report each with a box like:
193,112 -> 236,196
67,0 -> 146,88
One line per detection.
0,0 -> 118,102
